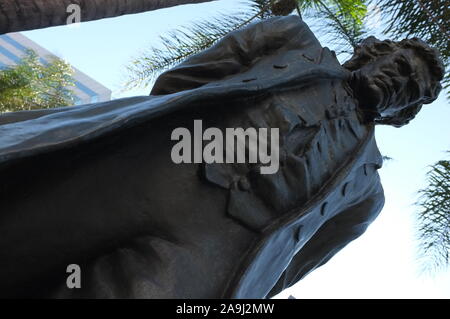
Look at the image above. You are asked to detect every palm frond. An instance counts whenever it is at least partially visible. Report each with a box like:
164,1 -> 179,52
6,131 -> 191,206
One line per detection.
302,0 -> 368,56
124,1 -> 270,89
375,0 -> 449,98
416,154 -> 450,273
251,0 -> 273,18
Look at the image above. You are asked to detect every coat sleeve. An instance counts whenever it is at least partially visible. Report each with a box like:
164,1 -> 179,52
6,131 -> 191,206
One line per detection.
268,172 -> 385,298
0,107 -> 72,125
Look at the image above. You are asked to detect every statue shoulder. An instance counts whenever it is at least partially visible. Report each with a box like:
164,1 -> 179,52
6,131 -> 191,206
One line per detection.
151,16 -> 325,95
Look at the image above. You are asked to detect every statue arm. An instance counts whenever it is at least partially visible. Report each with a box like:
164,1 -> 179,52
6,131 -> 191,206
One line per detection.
0,107 -> 75,125
268,174 -> 385,297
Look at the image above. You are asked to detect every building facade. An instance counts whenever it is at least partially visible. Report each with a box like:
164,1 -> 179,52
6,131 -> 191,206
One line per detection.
0,33 -> 111,105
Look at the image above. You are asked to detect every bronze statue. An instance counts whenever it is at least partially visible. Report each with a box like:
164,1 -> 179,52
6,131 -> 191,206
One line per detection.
0,16 -> 444,298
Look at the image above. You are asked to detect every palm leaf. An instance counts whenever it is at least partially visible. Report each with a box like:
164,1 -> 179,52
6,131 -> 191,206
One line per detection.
300,0 -> 368,56
375,0 -> 449,98
416,154 -> 450,273
124,1 -> 270,89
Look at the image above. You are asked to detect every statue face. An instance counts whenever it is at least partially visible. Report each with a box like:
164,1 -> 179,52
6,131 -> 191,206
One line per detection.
355,48 -> 433,117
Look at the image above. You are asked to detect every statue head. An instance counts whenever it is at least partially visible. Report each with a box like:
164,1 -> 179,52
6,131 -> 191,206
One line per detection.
344,36 -> 445,127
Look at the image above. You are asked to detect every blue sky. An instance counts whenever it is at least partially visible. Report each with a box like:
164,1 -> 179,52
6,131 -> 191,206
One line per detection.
22,0 -> 450,298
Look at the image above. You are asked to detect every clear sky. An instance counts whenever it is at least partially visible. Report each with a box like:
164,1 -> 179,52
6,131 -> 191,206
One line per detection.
22,0 -> 450,298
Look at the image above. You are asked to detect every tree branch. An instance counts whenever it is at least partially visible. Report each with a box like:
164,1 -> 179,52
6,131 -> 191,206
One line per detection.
0,0 -> 215,35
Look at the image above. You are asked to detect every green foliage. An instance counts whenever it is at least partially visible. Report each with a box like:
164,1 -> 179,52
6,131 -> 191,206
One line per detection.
375,0 -> 449,98
417,154 -> 450,272
0,50 -> 76,113
300,0 -> 368,54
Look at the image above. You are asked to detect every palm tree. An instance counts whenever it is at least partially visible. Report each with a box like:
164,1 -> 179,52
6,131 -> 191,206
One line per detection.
0,50 -> 76,113
0,0 -> 214,34
417,154 -> 450,272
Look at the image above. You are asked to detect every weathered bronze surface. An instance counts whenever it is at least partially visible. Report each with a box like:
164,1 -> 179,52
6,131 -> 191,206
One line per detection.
0,16 -> 444,298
